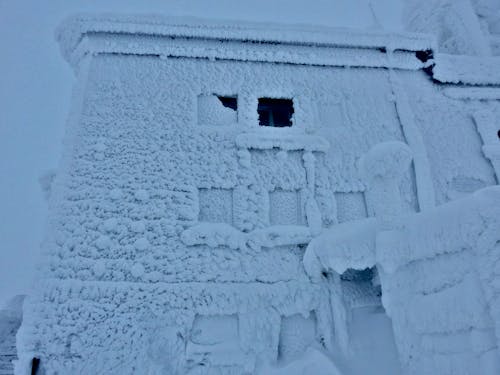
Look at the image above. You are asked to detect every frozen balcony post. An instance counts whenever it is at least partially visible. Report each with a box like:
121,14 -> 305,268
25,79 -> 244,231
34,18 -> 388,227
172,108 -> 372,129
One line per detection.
359,141 -> 413,274
360,141 -> 413,219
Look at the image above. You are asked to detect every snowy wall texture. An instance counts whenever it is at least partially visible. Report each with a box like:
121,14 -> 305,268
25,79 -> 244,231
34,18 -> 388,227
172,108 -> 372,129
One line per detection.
15,14 -> 500,375
403,0 -> 500,57
307,186 -> 500,375
404,0 -> 491,56
305,142 -> 500,375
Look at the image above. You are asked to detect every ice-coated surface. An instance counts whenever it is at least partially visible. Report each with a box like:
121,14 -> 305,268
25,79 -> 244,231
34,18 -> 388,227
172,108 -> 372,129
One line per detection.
306,186 -> 500,375
15,13 -> 500,375
433,54 -> 500,85
404,0 -> 491,56
56,13 -> 435,67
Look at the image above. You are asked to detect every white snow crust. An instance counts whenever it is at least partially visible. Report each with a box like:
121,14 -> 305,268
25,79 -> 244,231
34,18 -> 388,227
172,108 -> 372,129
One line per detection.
14,13 -> 500,375
404,0 -> 491,56
433,53 -> 500,85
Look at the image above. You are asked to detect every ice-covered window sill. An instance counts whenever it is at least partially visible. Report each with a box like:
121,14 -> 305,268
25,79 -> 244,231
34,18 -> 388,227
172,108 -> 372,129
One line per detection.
235,132 -> 329,152
181,222 -> 312,250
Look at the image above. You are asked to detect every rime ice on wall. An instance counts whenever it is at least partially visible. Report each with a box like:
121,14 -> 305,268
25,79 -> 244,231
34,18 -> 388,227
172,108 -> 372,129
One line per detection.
305,144 -> 500,375
15,13 -> 500,375
403,0 -> 500,57
404,0 -> 491,56
471,0 -> 500,55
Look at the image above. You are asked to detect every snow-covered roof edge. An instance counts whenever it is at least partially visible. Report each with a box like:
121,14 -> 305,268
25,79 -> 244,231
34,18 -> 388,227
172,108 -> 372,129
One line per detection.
56,13 -> 436,68
433,53 -> 500,86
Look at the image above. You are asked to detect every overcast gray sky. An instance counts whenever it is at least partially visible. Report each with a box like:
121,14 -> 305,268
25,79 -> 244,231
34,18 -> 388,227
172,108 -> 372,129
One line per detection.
0,0 -> 403,308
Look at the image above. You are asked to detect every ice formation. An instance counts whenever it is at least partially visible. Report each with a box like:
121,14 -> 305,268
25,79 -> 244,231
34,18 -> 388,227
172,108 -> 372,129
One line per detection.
12,8 -> 500,375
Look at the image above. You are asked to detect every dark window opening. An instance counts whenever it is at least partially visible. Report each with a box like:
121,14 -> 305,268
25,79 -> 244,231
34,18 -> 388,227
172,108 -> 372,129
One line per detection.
340,267 -> 374,282
341,267 -> 381,297
217,96 -> 237,111
497,129 -> 500,140
258,98 -> 294,127
415,49 -> 433,63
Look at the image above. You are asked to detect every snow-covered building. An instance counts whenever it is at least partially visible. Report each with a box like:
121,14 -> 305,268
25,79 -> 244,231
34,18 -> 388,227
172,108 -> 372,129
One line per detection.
14,11 -> 500,375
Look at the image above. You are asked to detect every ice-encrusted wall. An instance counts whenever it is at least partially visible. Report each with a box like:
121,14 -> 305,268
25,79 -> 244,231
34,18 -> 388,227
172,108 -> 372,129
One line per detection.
378,190 -> 500,375
41,54 -> 421,284
403,0 -> 492,56
16,14 -> 500,375
305,139 -> 500,375
394,70 -> 499,204
17,53 -> 418,374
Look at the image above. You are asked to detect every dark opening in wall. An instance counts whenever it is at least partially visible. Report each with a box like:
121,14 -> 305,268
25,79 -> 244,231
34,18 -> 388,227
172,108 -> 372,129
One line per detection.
217,96 -> 237,111
258,98 -> 294,127
340,267 -> 374,282
341,267 -> 381,298
415,49 -> 433,63
497,129 -> 500,140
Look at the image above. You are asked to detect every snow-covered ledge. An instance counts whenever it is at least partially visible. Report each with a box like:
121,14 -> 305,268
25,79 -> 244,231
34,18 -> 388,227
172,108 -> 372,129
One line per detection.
235,133 -> 329,152
56,14 -> 435,72
433,54 -> 500,86
181,223 -> 312,251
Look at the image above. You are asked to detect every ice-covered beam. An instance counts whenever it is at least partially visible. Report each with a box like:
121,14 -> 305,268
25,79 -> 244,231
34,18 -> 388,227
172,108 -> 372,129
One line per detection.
433,54 -> 500,85
305,183 -> 500,280
56,14 -> 435,72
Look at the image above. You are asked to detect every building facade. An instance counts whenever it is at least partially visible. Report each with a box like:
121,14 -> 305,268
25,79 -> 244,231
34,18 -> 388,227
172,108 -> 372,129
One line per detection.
14,13 -> 500,375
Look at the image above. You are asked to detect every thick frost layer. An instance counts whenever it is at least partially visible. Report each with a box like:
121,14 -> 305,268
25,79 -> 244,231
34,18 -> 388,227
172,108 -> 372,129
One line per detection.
404,0 -> 491,56
306,187 -> 500,375
16,13 -> 500,375
433,54 -> 500,85
56,13 -> 435,67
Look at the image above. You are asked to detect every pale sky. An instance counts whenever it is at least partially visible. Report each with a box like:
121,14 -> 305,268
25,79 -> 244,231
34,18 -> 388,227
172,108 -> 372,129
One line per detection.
0,0 -> 403,308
